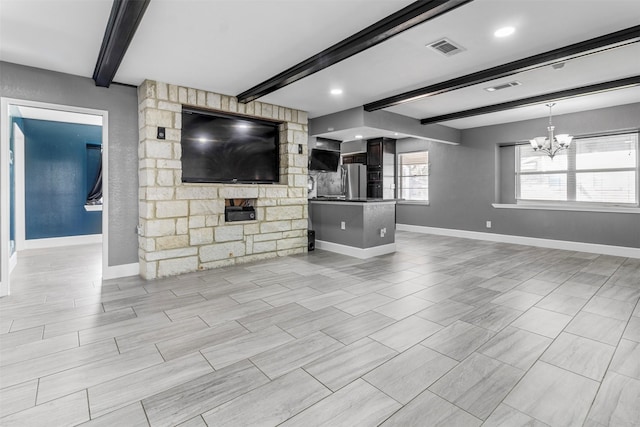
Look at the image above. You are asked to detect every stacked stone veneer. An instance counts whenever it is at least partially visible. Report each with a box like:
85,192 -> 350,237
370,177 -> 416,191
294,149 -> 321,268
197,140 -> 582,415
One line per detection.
138,80 -> 308,279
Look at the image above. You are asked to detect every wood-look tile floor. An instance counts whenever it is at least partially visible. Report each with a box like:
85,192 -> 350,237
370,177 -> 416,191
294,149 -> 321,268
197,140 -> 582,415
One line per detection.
1,232 -> 639,426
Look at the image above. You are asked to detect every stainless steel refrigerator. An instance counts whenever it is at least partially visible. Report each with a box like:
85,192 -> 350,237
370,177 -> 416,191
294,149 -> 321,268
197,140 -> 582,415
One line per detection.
341,164 -> 367,200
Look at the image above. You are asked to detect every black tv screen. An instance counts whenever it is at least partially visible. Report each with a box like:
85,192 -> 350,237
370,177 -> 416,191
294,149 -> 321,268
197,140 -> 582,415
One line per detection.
181,108 -> 280,183
309,148 -> 340,171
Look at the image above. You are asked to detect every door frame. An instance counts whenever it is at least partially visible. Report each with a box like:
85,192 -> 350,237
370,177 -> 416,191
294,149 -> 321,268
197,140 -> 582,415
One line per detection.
1,98 -> 109,296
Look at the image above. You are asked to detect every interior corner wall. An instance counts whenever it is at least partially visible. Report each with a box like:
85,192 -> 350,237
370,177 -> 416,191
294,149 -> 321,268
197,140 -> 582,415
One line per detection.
0,61 -> 139,267
396,103 -> 640,249
137,80 -> 309,280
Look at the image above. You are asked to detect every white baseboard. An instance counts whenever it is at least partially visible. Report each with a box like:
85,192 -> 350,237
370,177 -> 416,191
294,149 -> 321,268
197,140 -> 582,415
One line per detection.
103,262 -> 139,280
315,240 -> 397,259
396,224 -> 640,259
23,234 -> 102,250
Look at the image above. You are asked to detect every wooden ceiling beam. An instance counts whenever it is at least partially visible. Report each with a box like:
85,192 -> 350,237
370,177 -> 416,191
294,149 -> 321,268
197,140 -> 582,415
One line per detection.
93,0 -> 150,88
365,25 -> 640,112
236,0 -> 474,104
418,76 -> 640,125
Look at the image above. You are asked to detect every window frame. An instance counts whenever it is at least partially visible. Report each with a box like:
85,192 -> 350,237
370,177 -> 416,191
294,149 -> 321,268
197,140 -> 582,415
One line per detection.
397,150 -> 429,204
515,131 -> 639,208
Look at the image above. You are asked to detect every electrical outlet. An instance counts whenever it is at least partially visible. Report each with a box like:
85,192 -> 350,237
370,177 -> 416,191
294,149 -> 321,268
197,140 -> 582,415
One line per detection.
486,221 -> 492,229
380,227 -> 386,237
341,221 -> 346,230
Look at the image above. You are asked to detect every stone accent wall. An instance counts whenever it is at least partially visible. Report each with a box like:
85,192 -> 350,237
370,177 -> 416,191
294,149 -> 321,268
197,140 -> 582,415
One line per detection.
138,80 -> 308,279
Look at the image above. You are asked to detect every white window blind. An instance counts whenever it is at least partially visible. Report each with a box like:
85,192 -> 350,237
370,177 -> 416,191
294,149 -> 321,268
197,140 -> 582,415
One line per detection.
398,151 -> 429,202
516,132 -> 638,205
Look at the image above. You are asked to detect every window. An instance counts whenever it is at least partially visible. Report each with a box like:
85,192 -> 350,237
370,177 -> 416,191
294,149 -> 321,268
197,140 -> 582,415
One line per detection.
516,132 -> 638,205
398,151 -> 429,202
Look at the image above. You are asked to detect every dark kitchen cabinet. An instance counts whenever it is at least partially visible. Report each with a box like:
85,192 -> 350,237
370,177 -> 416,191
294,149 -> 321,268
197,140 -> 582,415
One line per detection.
367,140 -> 383,167
343,153 -> 367,164
366,138 -> 395,199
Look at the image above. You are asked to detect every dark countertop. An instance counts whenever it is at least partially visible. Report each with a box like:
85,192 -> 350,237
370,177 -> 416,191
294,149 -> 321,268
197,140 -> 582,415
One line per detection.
309,197 -> 397,204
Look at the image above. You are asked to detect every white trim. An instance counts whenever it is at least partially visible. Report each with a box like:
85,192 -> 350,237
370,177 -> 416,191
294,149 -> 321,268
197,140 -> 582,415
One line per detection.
101,112 -> 109,279
397,224 -> 640,259
23,234 -> 102,250
103,262 -> 140,280
14,123 -> 25,251
9,251 -> 17,274
315,240 -> 397,259
84,204 -> 103,212
1,99 -> 12,295
492,203 -> 640,214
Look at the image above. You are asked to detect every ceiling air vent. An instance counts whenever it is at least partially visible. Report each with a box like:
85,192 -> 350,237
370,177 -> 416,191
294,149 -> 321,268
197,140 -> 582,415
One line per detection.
428,38 -> 464,56
484,81 -> 522,92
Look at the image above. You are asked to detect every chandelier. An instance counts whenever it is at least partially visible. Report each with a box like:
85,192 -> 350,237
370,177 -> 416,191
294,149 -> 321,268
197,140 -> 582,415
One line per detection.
529,103 -> 573,159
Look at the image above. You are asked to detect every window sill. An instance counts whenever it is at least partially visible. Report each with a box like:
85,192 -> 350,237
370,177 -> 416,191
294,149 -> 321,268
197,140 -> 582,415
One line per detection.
492,203 -> 640,214
397,201 -> 430,206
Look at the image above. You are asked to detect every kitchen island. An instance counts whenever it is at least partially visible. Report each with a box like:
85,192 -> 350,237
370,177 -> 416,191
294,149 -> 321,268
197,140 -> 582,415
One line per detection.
308,198 -> 396,258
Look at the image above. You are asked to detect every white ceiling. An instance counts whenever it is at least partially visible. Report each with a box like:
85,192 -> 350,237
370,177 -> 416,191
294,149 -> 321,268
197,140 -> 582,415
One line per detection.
1,0 -> 638,135
0,0 -> 112,78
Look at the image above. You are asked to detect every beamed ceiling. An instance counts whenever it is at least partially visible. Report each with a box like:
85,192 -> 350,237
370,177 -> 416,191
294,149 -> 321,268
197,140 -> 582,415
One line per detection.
1,0 -> 638,139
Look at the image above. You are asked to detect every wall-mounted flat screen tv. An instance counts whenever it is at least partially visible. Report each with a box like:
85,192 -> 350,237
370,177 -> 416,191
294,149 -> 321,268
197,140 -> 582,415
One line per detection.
309,148 -> 340,172
181,108 -> 280,183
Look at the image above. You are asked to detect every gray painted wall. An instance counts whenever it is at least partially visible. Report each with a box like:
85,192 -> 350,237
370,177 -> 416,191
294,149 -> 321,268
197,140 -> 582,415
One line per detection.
1,61 -> 139,266
341,140 -> 366,154
397,103 -> 640,248
309,202 -> 395,248
363,109 -> 460,145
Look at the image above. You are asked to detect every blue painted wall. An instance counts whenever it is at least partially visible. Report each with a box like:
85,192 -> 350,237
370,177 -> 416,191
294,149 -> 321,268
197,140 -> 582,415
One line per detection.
22,119 -> 102,239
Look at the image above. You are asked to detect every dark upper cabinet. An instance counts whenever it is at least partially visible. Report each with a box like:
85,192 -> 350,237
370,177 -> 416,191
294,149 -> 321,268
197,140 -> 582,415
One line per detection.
366,138 -> 395,199
367,139 -> 383,168
343,153 -> 367,164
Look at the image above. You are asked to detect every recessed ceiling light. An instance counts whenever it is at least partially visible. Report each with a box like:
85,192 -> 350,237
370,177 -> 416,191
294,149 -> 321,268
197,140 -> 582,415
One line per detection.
355,135 -> 363,139
330,88 -> 343,95
494,26 -> 515,38
198,137 -> 206,143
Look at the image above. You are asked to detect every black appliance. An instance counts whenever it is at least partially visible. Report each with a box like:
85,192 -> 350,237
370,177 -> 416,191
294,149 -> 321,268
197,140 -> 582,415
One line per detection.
308,230 -> 315,251
225,206 -> 256,222
181,108 -> 280,183
309,148 -> 340,172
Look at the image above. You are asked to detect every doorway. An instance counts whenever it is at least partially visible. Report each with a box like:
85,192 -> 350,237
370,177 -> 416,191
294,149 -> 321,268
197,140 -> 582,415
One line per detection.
1,98 -> 109,296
